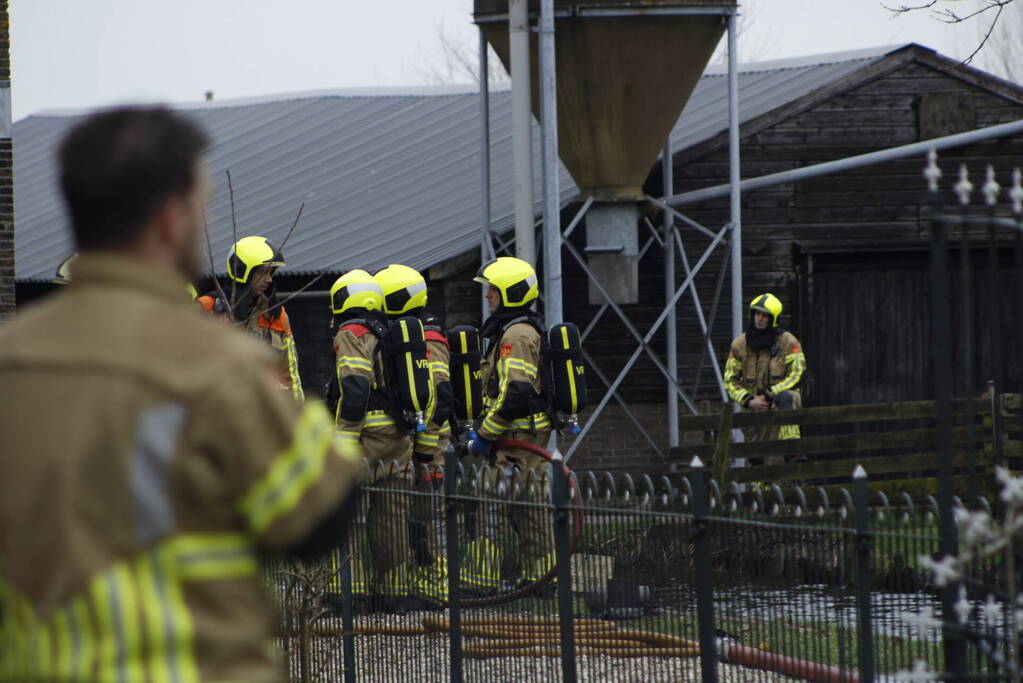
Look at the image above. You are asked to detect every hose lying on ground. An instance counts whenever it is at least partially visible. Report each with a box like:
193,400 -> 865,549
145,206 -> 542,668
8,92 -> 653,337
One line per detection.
456,439 -> 585,608
719,641 -> 860,683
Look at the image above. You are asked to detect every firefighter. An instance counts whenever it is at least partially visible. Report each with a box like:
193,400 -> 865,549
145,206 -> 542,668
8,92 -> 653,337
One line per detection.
0,106 -> 363,681
197,236 -> 304,400
375,263 -> 452,605
463,256 -> 556,595
723,293 -> 806,460
329,269 -> 420,612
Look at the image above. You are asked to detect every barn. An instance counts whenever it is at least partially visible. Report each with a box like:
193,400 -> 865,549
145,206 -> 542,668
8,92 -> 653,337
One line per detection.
10,43 -> 1023,470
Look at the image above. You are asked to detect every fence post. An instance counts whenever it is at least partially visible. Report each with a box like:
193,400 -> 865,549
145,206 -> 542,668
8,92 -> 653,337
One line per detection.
552,453 -> 577,683
690,457 -> 717,683
338,526 -> 356,683
853,466 -> 875,683
444,447 -> 463,683
930,211 -> 968,676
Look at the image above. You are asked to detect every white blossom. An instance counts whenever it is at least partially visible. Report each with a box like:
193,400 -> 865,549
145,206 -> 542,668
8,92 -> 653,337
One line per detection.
901,605 -> 941,640
954,585 -> 971,624
996,466 -> 1023,507
891,659 -> 939,682
982,594 -> 1001,626
955,509 -> 993,546
918,554 -> 960,587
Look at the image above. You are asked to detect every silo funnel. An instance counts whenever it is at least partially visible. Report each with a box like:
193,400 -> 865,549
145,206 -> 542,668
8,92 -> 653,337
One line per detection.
474,0 -> 733,303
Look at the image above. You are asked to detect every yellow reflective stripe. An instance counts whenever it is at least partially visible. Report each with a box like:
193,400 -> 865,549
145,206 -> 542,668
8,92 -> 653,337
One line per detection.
89,568 -> 117,683
173,534 -> 257,581
462,361 -> 474,418
337,429 -> 361,440
505,359 -> 538,377
429,361 -> 448,373
336,356 -> 373,371
116,562 -> 144,683
53,607 -> 72,678
399,319 -> 418,411
560,326 -> 579,412
364,414 -> 395,426
37,622 -> 52,680
160,543 -> 199,683
283,336 -> 304,401
416,433 -> 440,447
771,353 -> 805,394
237,401 -> 334,534
72,594 -> 95,681
724,356 -> 750,404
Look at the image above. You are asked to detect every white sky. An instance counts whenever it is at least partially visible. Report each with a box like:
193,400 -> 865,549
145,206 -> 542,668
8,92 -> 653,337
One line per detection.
9,0 -> 997,122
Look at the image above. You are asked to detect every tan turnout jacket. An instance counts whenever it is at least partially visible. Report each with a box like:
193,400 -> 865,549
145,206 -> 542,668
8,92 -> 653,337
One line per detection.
724,330 -> 806,406
0,252 -> 361,682
478,319 -> 551,468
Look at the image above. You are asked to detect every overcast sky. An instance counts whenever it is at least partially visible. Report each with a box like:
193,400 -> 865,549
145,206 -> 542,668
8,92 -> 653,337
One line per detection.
9,0 -> 999,122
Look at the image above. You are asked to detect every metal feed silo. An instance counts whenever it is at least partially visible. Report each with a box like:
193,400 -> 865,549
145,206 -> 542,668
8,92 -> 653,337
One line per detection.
474,0 -> 735,303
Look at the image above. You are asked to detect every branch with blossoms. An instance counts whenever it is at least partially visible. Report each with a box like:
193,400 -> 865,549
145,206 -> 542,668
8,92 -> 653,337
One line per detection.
892,465 -> 1023,681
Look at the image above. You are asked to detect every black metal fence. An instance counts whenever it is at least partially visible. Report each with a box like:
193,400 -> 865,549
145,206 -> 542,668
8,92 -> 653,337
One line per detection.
265,154 -> 1023,682
266,448 -> 1022,683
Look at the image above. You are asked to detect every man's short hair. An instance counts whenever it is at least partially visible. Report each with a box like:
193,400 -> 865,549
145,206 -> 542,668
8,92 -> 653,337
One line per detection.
59,106 -> 209,250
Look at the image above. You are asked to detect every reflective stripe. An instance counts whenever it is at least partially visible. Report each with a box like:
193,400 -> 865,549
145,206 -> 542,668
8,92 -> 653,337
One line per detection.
364,411 -> 396,427
505,358 -> 538,378
131,403 -> 186,545
336,429 -> 361,441
72,595 -> 95,681
283,336 -> 304,401
238,401 -> 335,534
336,356 -> 373,371
174,535 -> 257,581
561,326 -> 579,412
416,433 -> 440,447
771,353 -> 806,394
724,356 -> 750,404
428,361 -> 448,374
399,319 -> 424,412
0,535 -> 251,683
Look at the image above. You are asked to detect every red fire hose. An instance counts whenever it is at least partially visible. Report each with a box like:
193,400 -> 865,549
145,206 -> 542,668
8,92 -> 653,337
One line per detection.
719,641 -> 860,683
455,439 -> 584,607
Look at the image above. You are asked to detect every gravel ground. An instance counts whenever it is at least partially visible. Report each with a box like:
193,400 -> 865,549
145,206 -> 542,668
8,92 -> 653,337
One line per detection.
289,611 -> 803,682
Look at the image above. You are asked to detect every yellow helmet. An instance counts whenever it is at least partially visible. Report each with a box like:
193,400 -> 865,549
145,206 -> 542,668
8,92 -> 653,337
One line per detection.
53,252 -> 79,284
474,256 -> 538,308
749,293 -> 783,327
226,236 -> 285,284
330,269 -> 383,314
374,264 -> 427,315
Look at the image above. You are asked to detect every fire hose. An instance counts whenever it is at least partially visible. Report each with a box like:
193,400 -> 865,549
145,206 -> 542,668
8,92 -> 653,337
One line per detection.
450,439 -> 584,608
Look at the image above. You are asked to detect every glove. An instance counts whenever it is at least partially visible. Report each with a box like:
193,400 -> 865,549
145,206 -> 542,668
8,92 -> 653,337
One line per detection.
468,435 -> 493,458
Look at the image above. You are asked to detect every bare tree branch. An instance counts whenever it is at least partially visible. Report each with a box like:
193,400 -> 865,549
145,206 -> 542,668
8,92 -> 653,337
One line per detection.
409,18 -> 509,86
226,170 -> 239,309
279,202 -> 306,252
963,4 -> 1004,63
202,208 -> 233,318
885,0 -> 1020,67
234,273 -> 326,326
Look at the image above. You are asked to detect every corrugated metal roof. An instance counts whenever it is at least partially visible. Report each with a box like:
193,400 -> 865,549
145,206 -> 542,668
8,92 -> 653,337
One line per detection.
12,43 -> 901,282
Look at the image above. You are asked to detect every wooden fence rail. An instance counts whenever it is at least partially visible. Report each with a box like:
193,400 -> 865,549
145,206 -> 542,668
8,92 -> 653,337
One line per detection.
668,394 -> 1022,498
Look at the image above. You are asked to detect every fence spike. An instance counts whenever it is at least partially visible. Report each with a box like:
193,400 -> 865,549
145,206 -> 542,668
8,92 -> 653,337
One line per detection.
1010,168 -> 1023,214
924,149 -> 942,192
983,164 -> 1001,206
954,164 -> 973,206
